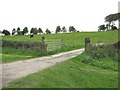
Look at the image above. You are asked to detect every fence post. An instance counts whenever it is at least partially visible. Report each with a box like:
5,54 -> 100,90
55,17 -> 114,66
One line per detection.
41,36 -> 45,44
85,37 -> 90,51
61,38 -> 64,48
41,36 -> 47,51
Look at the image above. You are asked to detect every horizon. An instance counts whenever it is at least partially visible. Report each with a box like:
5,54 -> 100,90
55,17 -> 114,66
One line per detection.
0,0 -> 119,33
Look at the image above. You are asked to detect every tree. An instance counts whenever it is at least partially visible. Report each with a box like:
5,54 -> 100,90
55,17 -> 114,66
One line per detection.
45,29 -> 51,34
30,28 -> 38,34
34,27 -> 38,34
69,26 -> 76,32
62,26 -> 67,33
30,28 -> 34,34
98,25 -> 106,32
23,27 -> 28,35
105,13 -> 120,22
111,25 -> 117,30
20,31 -> 24,35
55,26 -> 61,34
105,13 -> 120,30
17,27 -> 21,35
106,24 -> 109,31
12,28 -> 16,35
38,28 -> 43,34
2,29 -> 10,35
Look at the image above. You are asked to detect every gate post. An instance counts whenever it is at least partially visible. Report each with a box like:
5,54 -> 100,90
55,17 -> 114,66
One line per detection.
61,38 -> 64,48
41,36 -> 45,44
41,36 -> 47,51
85,37 -> 90,51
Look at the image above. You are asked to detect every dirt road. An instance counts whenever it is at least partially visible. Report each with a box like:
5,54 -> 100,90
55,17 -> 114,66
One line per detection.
1,48 -> 84,87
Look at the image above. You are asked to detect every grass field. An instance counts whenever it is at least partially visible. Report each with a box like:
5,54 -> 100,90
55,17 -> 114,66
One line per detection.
1,31 -> 118,63
2,31 -> 118,88
2,31 -> 118,44
7,54 -> 118,88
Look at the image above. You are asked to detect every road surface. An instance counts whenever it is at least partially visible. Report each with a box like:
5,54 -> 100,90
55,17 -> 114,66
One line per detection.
1,48 -> 84,88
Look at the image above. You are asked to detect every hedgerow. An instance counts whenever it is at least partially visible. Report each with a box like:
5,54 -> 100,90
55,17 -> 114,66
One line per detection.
80,41 -> 119,71
1,40 -> 47,51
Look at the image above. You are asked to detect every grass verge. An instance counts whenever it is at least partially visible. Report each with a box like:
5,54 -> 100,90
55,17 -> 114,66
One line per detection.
6,53 -> 118,88
1,31 -> 118,63
1,45 -> 83,63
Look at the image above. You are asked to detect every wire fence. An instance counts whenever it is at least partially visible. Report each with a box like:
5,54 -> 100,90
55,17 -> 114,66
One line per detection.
45,39 -> 62,51
45,38 -> 82,51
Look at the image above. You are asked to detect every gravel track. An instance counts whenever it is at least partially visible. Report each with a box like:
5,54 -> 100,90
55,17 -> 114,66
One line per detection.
1,48 -> 84,87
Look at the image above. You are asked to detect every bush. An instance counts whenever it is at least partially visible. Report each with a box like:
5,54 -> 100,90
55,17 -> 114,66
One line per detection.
80,42 -> 118,71
1,40 -> 47,52
86,42 -> 119,61
81,55 -> 93,64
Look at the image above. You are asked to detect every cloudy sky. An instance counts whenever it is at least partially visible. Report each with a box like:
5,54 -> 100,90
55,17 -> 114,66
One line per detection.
0,0 -> 119,33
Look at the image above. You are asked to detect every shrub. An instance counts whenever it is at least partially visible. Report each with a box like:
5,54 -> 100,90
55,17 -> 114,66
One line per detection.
1,40 -> 47,52
81,55 -> 93,64
86,42 -> 119,61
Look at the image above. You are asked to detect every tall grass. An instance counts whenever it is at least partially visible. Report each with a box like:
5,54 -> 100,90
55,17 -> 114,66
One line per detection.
1,31 -> 118,63
7,54 -> 118,88
80,42 -> 119,71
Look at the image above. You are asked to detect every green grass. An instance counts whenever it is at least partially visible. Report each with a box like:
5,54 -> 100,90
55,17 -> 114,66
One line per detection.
1,31 -> 118,63
2,31 -> 118,88
1,46 -> 82,63
80,41 -> 118,71
80,52 -> 118,71
1,47 -> 37,63
7,54 -> 118,88
2,31 -> 118,46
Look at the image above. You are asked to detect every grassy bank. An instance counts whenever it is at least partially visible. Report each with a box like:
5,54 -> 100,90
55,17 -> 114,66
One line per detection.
3,31 -> 118,88
81,41 -> 119,71
2,46 -> 82,63
1,31 -> 118,63
2,31 -> 118,44
7,54 -> 118,88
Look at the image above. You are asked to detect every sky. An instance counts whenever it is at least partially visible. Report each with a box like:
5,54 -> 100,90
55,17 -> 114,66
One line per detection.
0,0 -> 119,33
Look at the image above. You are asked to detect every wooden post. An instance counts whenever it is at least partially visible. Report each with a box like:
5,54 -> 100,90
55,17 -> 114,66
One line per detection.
85,37 -> 90,52
61,38 -> 64,48
41,36 -> 47,51
41,36 -> 45,44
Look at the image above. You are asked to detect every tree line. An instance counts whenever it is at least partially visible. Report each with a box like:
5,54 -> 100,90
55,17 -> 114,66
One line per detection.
98,12 -> 120,31
0,26 -> 78,36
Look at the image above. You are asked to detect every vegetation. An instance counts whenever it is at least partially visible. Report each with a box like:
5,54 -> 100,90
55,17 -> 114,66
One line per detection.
1,12 -> 118,88
7,53 -> 118,88
1,13 -> 119,36
1,31 -> 118,63
1,47 -> 36,63
69,26 -> 76,32
55,26 -> 61,34
62,26 -> 67,33
23,27 -> 28,35
38,28 -> 43,34
45,29 -> 51,34
98,12 -> 120,31
2,40 -> 41,50
12,28 -> 16,35
2,31 -> 118,43
2,30 -> 10,35
30,27 -> 38,34
98,24 -> 107,31
5,35 -> 118,88
1,46 -> 82,63
81,42 -> 119,71
105,13 -> 120,25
